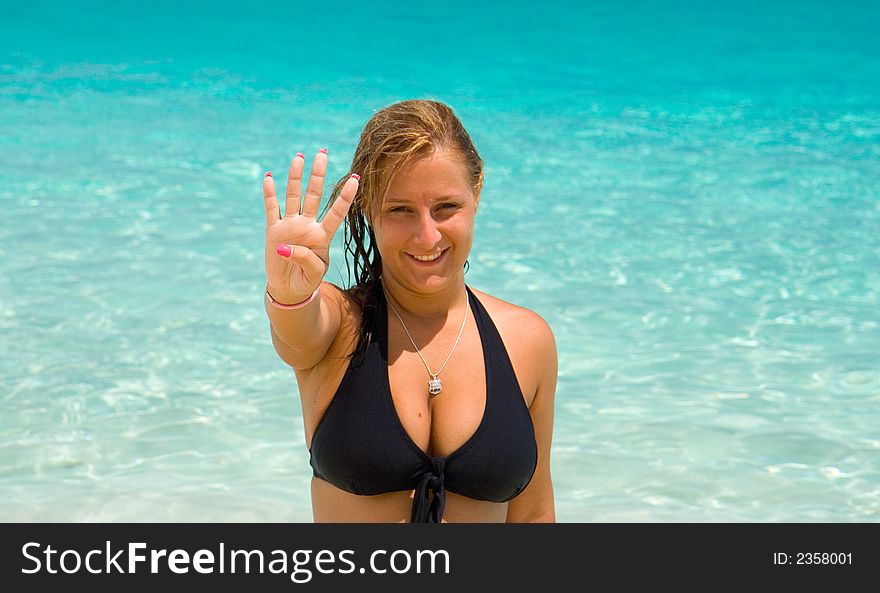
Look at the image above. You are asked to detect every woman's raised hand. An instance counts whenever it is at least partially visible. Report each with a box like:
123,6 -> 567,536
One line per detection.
263,149 -> 360,303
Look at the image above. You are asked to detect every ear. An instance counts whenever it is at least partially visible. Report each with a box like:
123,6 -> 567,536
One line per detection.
474,172 -> 483,213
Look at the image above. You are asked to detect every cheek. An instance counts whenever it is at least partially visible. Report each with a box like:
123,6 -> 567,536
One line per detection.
372,224 -> 404,257
445,220 -> 474,253
451,215 -> 475,238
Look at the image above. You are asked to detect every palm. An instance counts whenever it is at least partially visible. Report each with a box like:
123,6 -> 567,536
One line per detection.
265,217 -> 330,289
262,151 -> 359,299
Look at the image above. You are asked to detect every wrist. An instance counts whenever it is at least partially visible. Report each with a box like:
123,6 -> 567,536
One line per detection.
266,284 -> 320,310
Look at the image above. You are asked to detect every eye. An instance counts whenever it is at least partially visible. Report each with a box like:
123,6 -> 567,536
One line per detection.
388,206 -> 410,213
439,203 -> 459,210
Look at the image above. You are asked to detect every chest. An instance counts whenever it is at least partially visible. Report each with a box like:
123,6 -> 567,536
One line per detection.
302,297 -> 536,455
386,322 -> 488,458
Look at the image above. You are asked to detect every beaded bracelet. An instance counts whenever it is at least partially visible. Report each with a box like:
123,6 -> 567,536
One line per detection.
265,285 -> 320,310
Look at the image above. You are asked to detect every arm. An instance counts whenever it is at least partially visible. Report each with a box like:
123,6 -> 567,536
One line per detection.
261,150 -> 359,371
506,315 -> 557,523
266,281 -> 344,371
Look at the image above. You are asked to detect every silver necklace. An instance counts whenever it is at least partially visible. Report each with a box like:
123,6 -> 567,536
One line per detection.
383,284 -> 469,398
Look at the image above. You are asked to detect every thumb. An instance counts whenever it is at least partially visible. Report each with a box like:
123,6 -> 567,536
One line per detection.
275,244 -> 326,286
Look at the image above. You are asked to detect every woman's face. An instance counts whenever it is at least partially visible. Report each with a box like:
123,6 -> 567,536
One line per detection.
371,149 -> 480,294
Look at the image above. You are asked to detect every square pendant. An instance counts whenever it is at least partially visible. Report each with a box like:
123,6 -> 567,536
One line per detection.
428,378 -> 442,396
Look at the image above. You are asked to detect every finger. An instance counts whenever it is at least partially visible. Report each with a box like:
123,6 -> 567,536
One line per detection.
301,148 -> 328,219
262,171 -> 280,226
284,153 -> 305,218
321,173 -> 360,239
275,244 -> 327,288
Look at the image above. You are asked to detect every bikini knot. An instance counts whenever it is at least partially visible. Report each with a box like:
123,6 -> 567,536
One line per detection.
411,456 -> 446,523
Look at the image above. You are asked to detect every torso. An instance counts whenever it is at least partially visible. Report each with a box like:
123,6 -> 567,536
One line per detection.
294,284 -> 540,523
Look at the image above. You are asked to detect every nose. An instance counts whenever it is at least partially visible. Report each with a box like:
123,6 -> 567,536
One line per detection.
414,210 -> 442,247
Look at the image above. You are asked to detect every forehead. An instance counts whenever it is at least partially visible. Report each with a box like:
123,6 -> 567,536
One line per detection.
383,151 -> 472,202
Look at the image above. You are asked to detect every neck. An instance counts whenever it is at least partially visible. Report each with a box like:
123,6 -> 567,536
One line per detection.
380,274 -> 468,322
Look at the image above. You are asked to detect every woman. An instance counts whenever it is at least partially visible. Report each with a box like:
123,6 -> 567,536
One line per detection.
262,100 -> 556,523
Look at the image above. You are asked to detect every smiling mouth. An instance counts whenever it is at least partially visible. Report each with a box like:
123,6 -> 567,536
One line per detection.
408,248 -> 448,263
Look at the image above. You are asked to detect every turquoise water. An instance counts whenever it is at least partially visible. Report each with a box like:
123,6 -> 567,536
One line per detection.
2,0 -> 879,521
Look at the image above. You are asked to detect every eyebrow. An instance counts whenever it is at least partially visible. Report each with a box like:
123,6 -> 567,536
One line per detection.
383,195 -> 464,205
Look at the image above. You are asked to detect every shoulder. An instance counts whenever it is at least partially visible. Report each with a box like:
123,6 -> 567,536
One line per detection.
469,287 -> 557,360
321,281 -> 361,317
317,282 -> 363,348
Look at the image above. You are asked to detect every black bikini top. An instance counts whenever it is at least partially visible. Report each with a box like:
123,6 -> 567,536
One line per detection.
308,286 -> 538,523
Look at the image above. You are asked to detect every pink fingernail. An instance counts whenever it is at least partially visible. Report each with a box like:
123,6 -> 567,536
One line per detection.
351,173 -> 361,180
296,152 -> 304,159
318,148 -> 328,154
265,171 -> 272,178
276,244 -> 292,257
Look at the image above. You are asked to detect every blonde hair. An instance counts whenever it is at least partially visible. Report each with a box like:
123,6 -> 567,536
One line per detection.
328,99 -> 483,360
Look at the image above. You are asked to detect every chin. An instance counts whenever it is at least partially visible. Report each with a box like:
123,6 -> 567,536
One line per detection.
395,266 -> 458,292
382,249 -> 468,291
